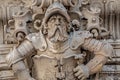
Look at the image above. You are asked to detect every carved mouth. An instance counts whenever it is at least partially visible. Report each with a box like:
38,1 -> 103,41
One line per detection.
48,25 -> 68,42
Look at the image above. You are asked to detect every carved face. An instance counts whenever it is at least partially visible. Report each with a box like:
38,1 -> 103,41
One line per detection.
46,14 -> 69,43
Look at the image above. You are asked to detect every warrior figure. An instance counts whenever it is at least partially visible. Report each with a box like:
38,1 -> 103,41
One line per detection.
6,2 -> 113,80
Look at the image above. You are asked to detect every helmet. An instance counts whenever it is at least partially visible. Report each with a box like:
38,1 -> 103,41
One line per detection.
43,2 -> 70,24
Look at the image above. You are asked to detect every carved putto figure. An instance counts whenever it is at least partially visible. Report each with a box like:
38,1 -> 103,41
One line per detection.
6,1 -> 113,80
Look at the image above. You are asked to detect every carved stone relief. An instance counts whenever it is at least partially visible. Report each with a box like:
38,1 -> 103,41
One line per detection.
0,0 -> 119,80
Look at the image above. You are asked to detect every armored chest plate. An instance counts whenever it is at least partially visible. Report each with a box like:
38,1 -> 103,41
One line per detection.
32,50 -> 84,80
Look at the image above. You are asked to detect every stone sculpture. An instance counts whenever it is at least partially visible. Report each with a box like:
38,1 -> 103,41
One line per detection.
5,1 -> 113,80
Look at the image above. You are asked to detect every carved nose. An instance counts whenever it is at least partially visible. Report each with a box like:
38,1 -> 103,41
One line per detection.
55,19 -> 60,26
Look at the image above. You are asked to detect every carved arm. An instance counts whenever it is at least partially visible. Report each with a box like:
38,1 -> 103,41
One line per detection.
73,38 -> 113,80
82,38 -> 113,75
6,40 -> 35,80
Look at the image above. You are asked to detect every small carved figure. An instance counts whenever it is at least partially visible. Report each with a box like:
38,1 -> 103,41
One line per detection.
6,2 -> 113,80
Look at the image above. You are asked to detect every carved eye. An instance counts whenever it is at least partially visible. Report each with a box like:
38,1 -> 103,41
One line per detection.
49,17 -> 56,23
51,18 -> 55,22
60,17 -> 66,23
58,18 -> 61,22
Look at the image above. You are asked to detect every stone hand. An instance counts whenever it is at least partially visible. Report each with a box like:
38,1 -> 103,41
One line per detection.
73,64 -> 89,80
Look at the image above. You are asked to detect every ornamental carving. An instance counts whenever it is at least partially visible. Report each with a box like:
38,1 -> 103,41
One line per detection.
0,0 -> 119,80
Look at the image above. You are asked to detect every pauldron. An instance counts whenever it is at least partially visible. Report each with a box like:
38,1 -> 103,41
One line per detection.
6,40 -> 34,67
70,31 -> 93,50
82,38 -> 113,59
70,30 -> 113,58
26,31 -> 47,52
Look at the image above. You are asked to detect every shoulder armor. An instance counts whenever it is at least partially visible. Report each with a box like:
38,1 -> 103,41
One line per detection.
6,47 -> 23,67
26,31 -> 47,51
70,31 -> 93,50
